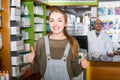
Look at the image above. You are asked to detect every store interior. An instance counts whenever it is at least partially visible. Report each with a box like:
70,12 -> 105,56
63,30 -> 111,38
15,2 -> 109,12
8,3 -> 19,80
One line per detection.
0,0 -> 120,80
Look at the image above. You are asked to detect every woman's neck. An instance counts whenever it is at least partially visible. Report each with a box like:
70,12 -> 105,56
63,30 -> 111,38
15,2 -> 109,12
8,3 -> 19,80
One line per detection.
50,34 -> 66,40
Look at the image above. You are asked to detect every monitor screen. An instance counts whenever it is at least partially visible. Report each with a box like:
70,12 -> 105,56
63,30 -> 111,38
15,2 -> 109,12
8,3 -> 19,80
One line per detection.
73,36 -> 88,52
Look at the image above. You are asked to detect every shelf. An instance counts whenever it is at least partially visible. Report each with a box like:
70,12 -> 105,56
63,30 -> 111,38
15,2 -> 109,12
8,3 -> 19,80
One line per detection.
10,6 -> 21,9
21,14 -> 30,17
10,34 -> 22,36
11,50 -> 25,56
34,23 -> 44,24
21,26 -> 31,28
10,35 -> 22,41
34,31 -> 44,33
23,38 -> 31,41
34,14 -> 44,17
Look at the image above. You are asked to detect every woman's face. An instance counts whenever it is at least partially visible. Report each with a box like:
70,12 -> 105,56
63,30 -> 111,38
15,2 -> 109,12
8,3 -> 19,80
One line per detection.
49,12 -> 67,35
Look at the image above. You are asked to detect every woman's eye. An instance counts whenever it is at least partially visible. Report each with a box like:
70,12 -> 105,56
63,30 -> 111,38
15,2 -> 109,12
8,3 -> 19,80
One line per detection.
49,20 -> 53,22
58,20 -> 62,22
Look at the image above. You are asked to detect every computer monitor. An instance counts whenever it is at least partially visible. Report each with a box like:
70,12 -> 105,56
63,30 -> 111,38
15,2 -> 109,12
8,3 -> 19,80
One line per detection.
73,36 -> 88,52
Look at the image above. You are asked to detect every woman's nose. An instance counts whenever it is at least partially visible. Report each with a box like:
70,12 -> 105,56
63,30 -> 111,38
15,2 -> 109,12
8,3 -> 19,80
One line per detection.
53,21 -> 57,26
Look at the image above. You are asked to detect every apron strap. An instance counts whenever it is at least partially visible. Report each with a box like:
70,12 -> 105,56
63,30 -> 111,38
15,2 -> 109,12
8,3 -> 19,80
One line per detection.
44,36 -> 50,56
62,42 -> 70,59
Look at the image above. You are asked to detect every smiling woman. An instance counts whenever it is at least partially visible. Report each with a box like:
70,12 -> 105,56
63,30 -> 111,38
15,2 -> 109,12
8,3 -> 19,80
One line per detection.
27,7 -> 88,80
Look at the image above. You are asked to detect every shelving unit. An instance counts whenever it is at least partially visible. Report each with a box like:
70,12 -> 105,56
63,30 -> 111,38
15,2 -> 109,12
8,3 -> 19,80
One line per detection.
20,1 -> 34,80
21,1 -> 34,49
34,4 -> 46,42
10,0 -> 47,79
10,0 -> 25,80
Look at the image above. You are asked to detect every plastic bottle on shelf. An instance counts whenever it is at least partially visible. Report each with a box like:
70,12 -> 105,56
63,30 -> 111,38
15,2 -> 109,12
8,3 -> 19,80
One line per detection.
21,4 -> 25,15
24,5 -> 29,15
1,71 -> 5,80
5,71 -> 9,80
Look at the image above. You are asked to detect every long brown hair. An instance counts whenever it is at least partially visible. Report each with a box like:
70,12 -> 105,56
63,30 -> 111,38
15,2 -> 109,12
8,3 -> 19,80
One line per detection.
48,7 -> 79,60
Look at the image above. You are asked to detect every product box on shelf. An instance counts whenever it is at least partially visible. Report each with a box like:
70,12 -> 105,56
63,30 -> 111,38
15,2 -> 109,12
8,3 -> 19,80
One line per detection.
11,55 -> 22,65
34,17 -> 44,23
23,53 -> 30,63
34,6 -> 43,15
10,8 -> 21,21
10,0 -> 21,7
10,27 -> 20,35
24,43 -> 30,52
34,24 -> 44,32
12,66 -> 21,77
21,30 -> 29,40
10,40 -> 24,51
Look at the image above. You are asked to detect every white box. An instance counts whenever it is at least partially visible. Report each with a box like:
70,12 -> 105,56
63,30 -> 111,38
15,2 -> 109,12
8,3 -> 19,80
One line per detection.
10,8 -> 21,21
11,55 -> 22,65
34,24 -> 44,32
12,66 -> 21,77
11,41 -> 24,51
10,27 -> 20,35
23,53 -> 30,63
11,0 -> 21,7
25,43 -> 30,52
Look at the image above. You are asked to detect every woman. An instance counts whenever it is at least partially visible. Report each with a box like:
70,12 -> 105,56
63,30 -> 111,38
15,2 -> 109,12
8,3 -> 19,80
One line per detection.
28,8 -> 88,80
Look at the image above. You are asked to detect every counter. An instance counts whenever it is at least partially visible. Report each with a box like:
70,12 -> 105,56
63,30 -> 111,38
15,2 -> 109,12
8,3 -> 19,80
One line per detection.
87,61 -> 120,80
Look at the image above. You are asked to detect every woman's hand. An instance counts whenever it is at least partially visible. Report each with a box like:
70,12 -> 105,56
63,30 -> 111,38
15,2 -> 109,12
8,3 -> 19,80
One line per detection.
27,47 -> 35,63
80,54 -> 88,69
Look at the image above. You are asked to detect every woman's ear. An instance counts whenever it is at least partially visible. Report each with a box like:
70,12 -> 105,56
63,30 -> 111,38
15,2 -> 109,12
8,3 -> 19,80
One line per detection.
64,22 -> 67,27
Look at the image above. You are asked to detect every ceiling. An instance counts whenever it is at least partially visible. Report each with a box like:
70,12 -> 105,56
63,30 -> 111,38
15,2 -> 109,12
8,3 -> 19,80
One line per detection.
58,0 -> 120,16
35,0 -> 120,16
59,6 -> 91,16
